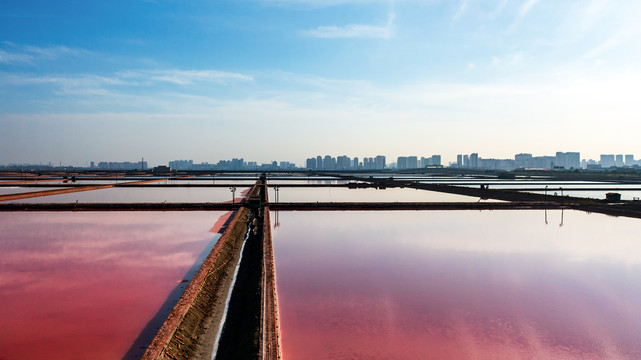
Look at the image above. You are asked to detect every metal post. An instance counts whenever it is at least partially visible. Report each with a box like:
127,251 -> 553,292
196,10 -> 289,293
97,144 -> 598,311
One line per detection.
559,209 -> 564,227
229,186 -> 236,204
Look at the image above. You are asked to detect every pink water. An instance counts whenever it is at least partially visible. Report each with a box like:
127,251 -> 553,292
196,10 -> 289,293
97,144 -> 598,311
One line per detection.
268,186 -> 495,203
9,186 -> 251,203
0,211 -> 225,360
273,210 -> 641,359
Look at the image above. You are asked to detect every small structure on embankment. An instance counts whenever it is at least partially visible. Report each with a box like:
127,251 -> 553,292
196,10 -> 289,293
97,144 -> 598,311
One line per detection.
141,177 -> 281,360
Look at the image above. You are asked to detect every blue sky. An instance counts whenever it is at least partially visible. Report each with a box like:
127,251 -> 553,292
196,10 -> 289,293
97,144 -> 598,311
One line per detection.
1,0 -> 640,166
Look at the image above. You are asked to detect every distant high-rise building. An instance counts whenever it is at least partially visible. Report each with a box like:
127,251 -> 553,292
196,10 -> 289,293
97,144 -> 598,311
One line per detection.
316,156 -> 323,170
374,155 -> 386,169
323,155 -> 332,170
555,152 -> 580,169
457,155 -> 462,167
336,155 -> 351,170
555,152 -> 566,168
515,153 -> 532,168
568,152 -> 580,169
169,159 -> 194,170
306,157 -> 317,170
463,155 -> 469,167
478,158 -> 515,170
397,157 -> 407,170
421,156 -> 437,167
353,157 -> 359,170
323,156 -> 336,170
469,153 -> 479,168
100,161 -> 148,170
280,161 -> 295,169
231,158 -> 244,170
600,154 -> 615,168
625,154 -> 634,166
407,156 -> 418,169
531,156 -> 554,169
616,154 -> 624,167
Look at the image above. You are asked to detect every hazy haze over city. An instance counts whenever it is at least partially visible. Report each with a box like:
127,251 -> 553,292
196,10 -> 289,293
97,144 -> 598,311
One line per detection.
1,0 -> 640,166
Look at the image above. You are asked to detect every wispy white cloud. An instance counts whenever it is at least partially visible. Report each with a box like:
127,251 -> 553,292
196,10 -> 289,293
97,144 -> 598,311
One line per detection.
583,34 -> 622,60
0,73 -> 137,100
452,0 -> 468,22
256,0 -> 394,9
23,45 -> 83,59
0,69 -> 253,100
490,52 -> 524,66
303,12 -> 395,39
583,0 -> 611,22
120,69 -> 254,85
520,0 -> 540,17
489,0 -> 509,18
0,43 -> 86,64
505,0 -> 541,33
3,74 -> 130,86
0,49 -> 34,64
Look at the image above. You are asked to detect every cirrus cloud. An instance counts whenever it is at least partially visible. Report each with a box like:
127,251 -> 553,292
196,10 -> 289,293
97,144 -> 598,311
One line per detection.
302,12 -> 395,39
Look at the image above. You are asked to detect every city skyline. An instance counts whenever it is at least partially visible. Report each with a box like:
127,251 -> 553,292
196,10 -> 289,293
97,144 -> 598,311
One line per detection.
4,150 -> 639,171
2,1 -> 641,164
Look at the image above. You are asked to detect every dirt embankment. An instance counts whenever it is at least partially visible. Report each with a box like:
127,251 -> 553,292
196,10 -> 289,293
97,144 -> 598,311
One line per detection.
141,204 -> 253,360
260,207 -> 282,359
142,178 -> 281,360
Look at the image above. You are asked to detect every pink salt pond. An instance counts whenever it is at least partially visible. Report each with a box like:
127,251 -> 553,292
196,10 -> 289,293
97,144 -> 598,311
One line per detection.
0,211 -> 226,360
273,210 -> 641,359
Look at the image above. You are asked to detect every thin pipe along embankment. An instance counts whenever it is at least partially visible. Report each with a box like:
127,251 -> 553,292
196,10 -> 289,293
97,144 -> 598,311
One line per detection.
7,182 -> 641,192
0,178 -> 68,185
0,201 -> 575,212
335,174 -> 596,203
0,177 -> 192,202
1,183 -> 346,188
1,200 -> 638,211
260,206 -> 282,359
3,201 -> 641,219
269,202 -> 641,219
142,178 -> 281,360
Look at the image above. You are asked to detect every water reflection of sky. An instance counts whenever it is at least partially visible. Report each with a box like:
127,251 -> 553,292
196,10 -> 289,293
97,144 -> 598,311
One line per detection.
273,210 -> 641,359
0,211 -> 225,360
269,186 -> 495,203
0,187 -> 62,195
7,187 -> 251,203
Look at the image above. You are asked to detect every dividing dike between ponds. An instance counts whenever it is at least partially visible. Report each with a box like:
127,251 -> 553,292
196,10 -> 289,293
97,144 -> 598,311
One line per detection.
141,177 -> 281,360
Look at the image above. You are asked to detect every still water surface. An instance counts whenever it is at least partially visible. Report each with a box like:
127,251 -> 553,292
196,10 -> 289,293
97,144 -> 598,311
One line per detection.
0,211 -> 226,360
268,186 -> 495,203
273,210 -> 641,359
8,187 -> 251,203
